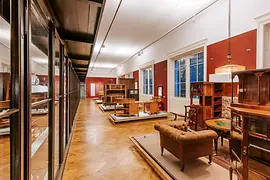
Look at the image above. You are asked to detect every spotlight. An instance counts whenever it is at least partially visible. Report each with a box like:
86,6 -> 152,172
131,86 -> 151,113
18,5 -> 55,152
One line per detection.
138,52 -> 141,56
101,44 -> 105,48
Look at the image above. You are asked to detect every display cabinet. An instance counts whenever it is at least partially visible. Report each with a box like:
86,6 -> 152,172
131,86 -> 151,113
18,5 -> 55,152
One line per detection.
230,68 -> 270,180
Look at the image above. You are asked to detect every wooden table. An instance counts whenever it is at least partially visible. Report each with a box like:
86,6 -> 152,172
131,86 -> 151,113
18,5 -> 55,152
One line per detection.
206,118 -> 231,154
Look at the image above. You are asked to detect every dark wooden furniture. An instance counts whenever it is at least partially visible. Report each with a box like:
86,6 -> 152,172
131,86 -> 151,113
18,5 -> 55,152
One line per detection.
230,68 -> 270,180
103,84 -> 127,106
190,82 -> 237,129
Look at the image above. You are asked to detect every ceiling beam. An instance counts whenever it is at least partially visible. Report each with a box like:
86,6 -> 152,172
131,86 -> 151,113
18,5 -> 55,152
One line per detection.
74,69 -> 87,73
68,54 -> 91,60
89,0 -> 103,4
57,28 -> 95,44
72,64 -> 89,68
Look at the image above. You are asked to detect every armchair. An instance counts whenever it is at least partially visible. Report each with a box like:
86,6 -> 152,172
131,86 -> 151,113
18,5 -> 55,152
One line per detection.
155,121 -> 217,171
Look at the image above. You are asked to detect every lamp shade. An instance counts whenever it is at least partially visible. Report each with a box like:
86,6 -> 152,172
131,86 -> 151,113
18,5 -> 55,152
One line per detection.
215,64 -> 246,74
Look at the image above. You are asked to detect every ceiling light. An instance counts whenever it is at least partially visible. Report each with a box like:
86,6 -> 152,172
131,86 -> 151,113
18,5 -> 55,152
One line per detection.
102,44 -> 106,48
138,52 -> 141,56
215,0 -> 246,74
94,63 -> 118,69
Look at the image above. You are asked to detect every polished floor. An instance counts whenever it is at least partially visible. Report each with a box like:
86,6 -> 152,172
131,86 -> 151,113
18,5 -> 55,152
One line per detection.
63,99 -> 169,180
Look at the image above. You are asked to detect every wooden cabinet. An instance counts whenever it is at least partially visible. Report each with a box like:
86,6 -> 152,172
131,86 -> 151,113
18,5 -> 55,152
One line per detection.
118,78 -> 135,90
230,68 -> 270,180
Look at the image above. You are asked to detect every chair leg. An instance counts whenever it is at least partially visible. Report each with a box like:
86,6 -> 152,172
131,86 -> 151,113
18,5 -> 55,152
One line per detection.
161,146 -> 164,155
208,155 -> 212,164
229,167 -> 233,180
180,162 -> 185,172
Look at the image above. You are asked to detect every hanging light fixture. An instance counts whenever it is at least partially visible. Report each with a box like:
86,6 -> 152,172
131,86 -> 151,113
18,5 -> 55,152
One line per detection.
215,0 -> 246,74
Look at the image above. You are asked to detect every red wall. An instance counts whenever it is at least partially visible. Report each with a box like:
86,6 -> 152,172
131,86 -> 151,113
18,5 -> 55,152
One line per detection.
207,29 -> 257,79
133,70 -> 139,88
85,77 -> 116,98
154,60 -> 167,111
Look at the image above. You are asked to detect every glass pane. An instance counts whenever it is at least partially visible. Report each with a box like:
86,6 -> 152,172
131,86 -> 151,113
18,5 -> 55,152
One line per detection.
63,96 -> 66,149
198,64 -> 204,82
180,66 -> 186,83
190,65 -> 197,83
0,5 -> 11,180
190,55 -> 197,66
180,58 -> 185,66
54,38 -> 60,177
30,9 -> 49,103
175,83 -> 180,97
30,9 -> 49,179
145,70 -> 149,94
180,83 -> 186,97
31,103 -> 49,179
174,60 -> 179,69
149,69 -> 153,95
198,52 -> 204,64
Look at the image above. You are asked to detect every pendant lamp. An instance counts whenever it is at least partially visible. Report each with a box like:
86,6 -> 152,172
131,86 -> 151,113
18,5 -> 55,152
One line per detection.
215,0 -> 246,74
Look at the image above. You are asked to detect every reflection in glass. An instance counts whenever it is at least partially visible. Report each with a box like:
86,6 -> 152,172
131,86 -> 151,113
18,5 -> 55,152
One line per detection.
0,13 -> 11,180
31,104 -> 49,179
54,38 -> 60,176
30,8 -> 49,180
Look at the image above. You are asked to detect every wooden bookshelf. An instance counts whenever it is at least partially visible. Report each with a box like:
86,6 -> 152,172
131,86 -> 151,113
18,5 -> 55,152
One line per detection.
190,82 -> 236,128
103,84 -> 127,105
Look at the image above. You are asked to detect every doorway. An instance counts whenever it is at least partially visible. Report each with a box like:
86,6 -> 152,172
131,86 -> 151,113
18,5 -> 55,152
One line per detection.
90,83 -> 96,97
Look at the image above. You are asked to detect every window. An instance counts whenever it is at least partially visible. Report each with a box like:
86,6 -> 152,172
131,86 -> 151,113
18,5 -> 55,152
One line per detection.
174,52 -> 204,98
143,68 -> 153,95
174,58 -> 186,97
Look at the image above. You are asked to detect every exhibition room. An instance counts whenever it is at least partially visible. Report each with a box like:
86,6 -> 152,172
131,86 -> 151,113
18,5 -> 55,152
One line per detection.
0,0 -> 270,180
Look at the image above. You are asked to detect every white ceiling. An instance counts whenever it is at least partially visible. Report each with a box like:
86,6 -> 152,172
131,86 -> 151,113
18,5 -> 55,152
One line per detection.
89,0 -> 217,75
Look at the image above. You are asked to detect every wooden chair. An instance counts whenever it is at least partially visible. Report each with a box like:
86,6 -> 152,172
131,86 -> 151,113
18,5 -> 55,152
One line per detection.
229,111 -> 243,180
184,104 -> 201,131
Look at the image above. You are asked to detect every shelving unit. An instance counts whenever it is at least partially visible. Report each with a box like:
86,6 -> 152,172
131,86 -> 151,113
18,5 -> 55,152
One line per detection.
190,82 -> 236,128
103,84 -> 127,106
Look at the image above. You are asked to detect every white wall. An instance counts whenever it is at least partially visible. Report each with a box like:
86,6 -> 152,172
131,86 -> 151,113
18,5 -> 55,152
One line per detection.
116,0 -> 270,113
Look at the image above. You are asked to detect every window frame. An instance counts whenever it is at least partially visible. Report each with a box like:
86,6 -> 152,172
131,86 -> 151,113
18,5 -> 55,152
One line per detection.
142,67 -> 153,95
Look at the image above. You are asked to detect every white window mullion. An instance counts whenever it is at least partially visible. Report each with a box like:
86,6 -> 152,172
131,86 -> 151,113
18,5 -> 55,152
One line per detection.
186,56 -> 190,99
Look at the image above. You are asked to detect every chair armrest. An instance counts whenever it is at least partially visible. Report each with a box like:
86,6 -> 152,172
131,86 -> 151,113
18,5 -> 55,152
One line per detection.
170,112 -> 185,120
